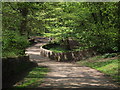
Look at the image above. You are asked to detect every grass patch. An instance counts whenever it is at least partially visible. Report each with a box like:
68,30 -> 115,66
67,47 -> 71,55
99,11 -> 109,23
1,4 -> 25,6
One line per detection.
77,54 -> 120,84
13,66 -> 49,88
49,46 -> 68,53
43,43 -> 69,53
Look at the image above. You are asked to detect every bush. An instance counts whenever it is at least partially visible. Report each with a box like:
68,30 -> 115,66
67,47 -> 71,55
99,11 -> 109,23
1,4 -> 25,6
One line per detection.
2,30 -> 30,57
102,53 -> 118,58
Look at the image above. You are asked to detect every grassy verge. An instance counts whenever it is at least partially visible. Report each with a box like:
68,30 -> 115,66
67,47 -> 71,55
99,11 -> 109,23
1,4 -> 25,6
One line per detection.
13,66 -> 49,88
77,54 -> 120,84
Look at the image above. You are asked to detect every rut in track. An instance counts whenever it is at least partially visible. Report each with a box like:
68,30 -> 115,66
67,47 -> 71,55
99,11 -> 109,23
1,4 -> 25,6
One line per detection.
25,42 -> 119,88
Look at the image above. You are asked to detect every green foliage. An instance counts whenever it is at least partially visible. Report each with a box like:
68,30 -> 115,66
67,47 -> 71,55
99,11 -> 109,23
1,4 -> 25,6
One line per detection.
102,53 -> 118,58
40,2 -> 119,53
2,2 -> 120,57
2,2 -> 45,37
2,30 -> 29,57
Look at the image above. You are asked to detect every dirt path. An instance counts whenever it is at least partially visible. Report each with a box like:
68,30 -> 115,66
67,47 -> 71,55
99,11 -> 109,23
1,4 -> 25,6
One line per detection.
25,43 -> 119,89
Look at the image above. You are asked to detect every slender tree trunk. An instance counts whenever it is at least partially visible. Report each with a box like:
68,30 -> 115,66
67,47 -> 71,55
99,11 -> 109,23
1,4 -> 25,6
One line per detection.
117,2 -> 120,52
20,19 -> 27,35
92,13 -> 97,24
19,7 -> 28,36
66,38 -> 71,50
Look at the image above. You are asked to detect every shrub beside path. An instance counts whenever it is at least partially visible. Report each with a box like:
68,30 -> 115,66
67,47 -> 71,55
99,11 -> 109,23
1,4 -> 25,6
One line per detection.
25,42 -> 119,89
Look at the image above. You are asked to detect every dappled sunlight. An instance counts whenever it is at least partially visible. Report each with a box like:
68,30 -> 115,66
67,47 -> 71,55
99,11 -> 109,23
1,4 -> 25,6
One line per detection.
21,42 -> 119,88
25,51 -> 40,55
38,58 -> 117,88
3,1 -> 120,89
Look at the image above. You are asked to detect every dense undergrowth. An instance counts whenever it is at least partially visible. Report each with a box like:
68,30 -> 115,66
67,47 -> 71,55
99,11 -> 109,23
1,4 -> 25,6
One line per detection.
77,53 -> 120,85
2,30 -> 30,58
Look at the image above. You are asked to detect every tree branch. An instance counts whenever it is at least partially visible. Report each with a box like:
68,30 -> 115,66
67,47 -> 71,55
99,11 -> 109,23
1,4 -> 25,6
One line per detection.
7,3 -> 20,13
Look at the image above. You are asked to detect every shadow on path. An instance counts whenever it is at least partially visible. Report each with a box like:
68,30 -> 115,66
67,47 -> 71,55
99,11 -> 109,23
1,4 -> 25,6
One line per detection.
9,39 -> 119,89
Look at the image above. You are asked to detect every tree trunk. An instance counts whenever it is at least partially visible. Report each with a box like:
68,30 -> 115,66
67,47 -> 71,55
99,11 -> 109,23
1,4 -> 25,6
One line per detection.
117,2 -> 120,52
19,7 -> 28,36
20,19 -> 27,35
66,38 -> 71,50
